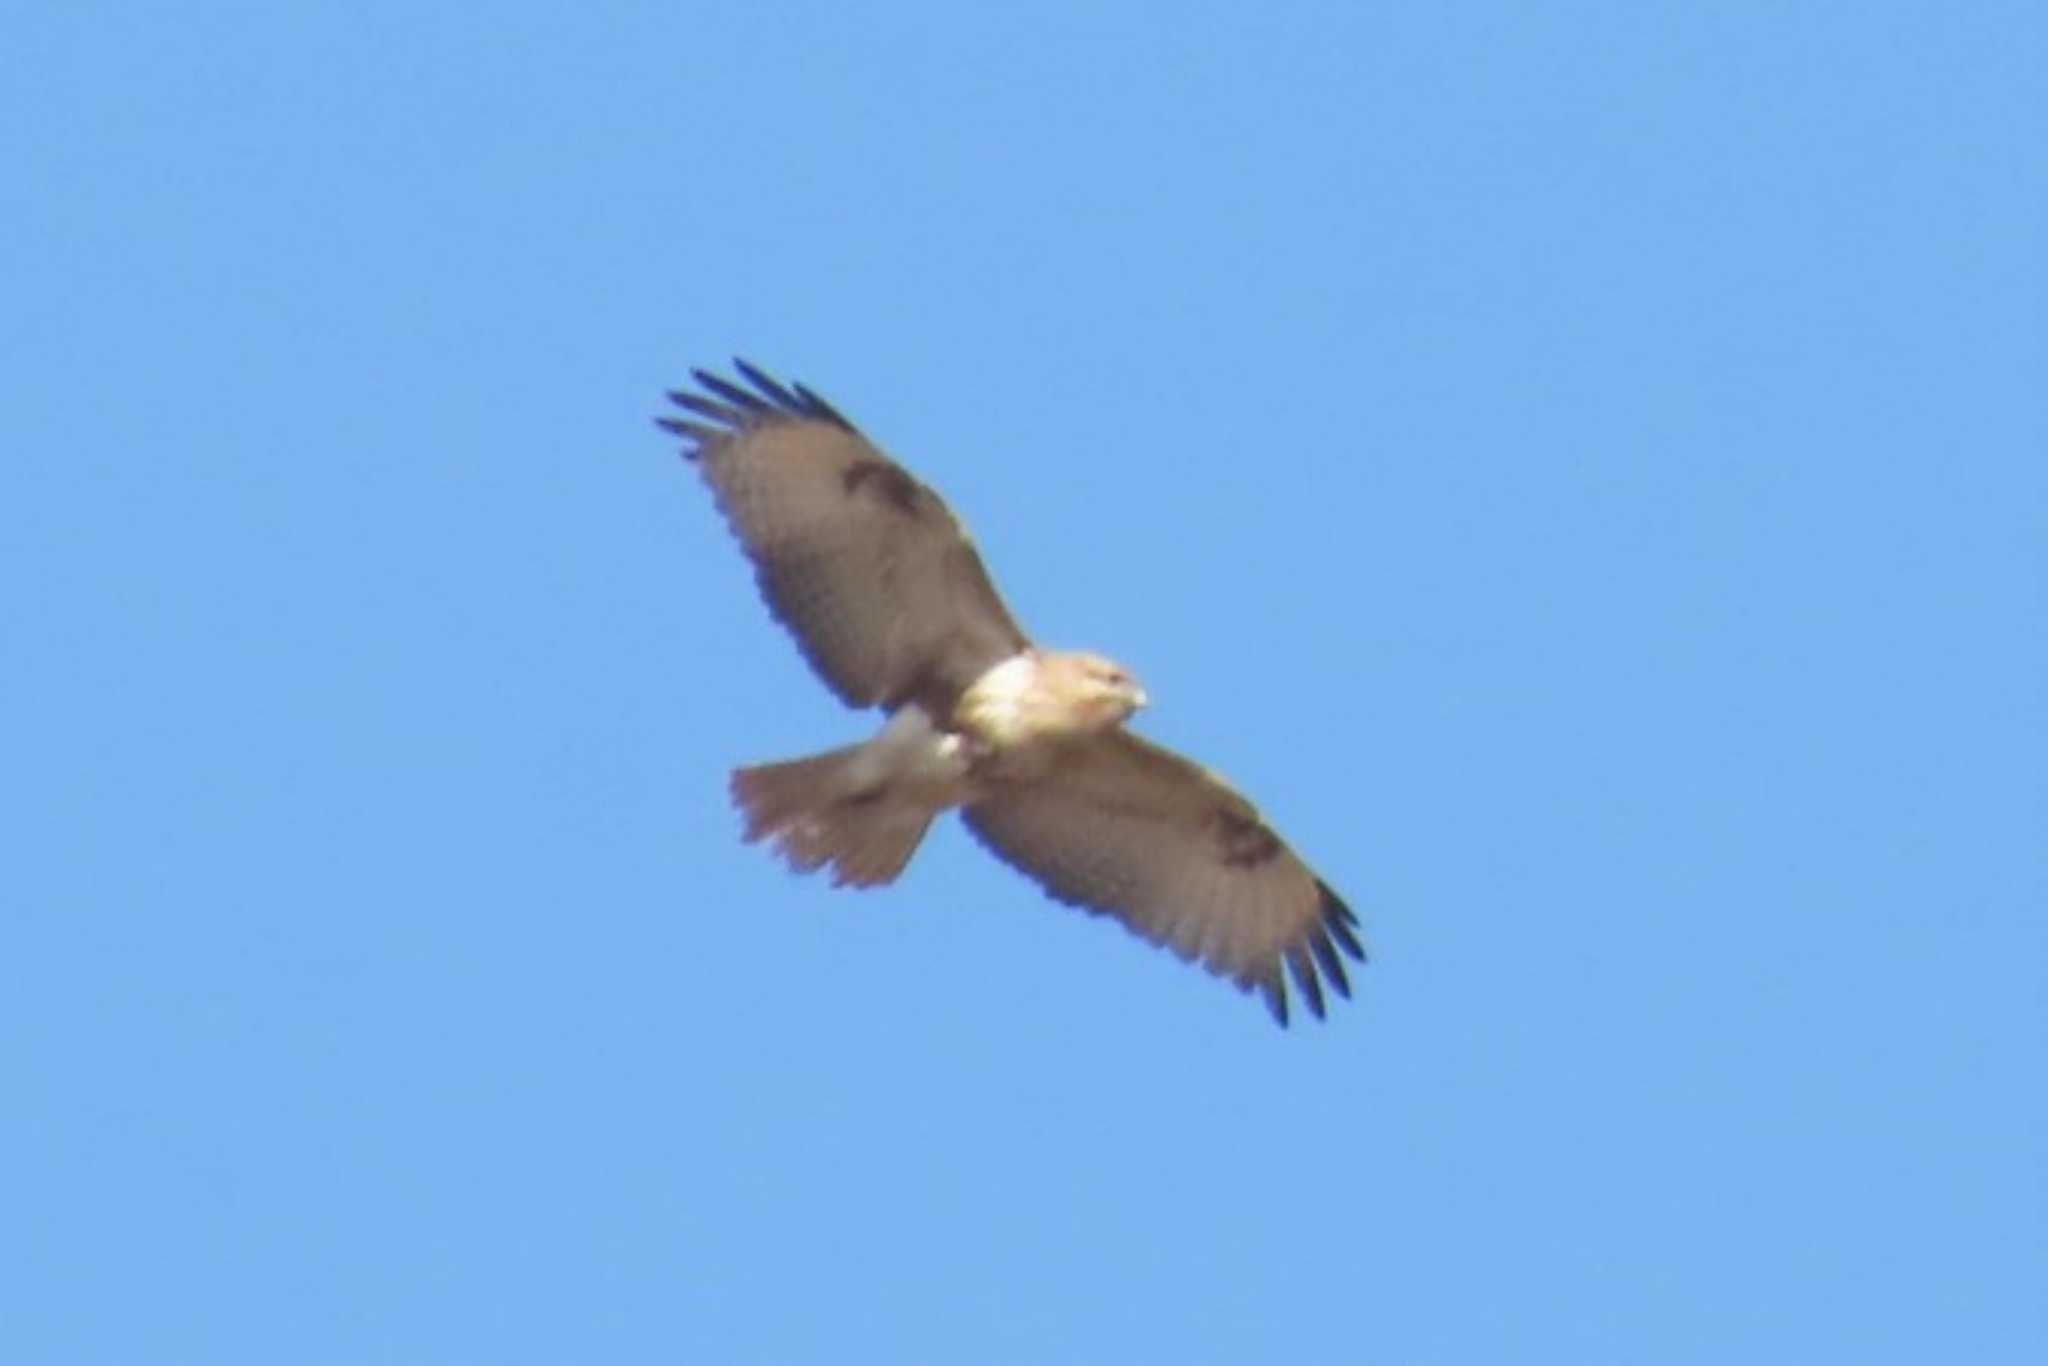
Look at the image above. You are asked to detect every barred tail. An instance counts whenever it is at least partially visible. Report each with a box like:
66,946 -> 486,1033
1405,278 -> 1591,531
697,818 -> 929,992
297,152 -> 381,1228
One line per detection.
730,748 -> 938,889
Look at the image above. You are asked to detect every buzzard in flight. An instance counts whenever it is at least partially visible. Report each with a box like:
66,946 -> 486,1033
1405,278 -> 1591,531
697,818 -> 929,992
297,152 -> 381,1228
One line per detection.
658,362 -> 1365,1024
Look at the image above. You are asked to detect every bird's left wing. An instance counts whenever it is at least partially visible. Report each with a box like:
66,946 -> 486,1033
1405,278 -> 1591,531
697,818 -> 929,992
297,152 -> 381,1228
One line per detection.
962,731 -> 1366,1025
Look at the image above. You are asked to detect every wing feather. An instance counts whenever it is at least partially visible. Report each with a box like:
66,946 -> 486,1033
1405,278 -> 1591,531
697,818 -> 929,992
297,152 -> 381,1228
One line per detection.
730,358 -> 804,410
962,731 -> 1365,1025
660,362 -> 1031,714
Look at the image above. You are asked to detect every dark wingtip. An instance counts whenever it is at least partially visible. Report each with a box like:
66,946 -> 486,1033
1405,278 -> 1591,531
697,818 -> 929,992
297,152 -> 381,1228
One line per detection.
654,415 -> 722,453
732,357 -> 804,411
657,362 -> 857,450
1251,884 -> 1366,1030
1258,970 -> 1290,1028
693,369 -> 772,413
668,390 -> 742,423
1318,880 -> 1369,963
1309,927 -> 1353,999
1286,944 -> 1328,1021
791,381 -> 855,430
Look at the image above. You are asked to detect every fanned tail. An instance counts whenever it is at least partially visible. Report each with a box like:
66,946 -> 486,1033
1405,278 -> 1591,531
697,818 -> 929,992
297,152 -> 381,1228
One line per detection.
731,749 -> 938,889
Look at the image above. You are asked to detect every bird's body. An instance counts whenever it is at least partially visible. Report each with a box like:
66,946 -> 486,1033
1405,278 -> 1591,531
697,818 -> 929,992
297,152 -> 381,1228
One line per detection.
659,362 -> 1365,1024
731,647 -> 1145,886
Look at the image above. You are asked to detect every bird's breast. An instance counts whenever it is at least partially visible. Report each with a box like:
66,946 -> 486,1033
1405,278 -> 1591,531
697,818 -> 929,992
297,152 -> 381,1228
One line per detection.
954,653 -> 1048,748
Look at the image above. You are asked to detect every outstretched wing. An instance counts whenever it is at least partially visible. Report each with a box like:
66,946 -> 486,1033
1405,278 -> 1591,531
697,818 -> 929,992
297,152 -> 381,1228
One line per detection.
962,731 -> 1365,1025
658,361 -> 1030,715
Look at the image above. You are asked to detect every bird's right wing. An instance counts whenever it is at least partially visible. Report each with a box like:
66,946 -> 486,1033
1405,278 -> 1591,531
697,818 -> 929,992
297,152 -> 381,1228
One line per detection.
659,362 -> 1030,715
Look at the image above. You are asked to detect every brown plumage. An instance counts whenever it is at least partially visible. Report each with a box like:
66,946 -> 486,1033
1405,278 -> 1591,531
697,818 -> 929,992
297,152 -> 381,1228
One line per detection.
658,360 -> 1366,1025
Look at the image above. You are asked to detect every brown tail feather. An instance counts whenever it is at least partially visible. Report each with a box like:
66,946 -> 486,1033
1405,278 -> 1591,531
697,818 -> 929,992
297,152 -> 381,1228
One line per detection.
730,750 -> 937,889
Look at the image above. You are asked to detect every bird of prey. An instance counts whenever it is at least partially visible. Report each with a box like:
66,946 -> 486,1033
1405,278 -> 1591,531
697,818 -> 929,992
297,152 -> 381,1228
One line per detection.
658,361 -> 1365,1024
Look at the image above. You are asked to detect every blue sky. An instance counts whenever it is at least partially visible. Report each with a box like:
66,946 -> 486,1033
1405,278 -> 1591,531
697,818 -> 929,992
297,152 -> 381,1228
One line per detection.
5,2 -> 2042,1361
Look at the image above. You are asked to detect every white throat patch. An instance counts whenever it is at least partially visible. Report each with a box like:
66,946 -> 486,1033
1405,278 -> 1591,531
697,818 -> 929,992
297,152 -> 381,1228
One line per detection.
957,653 -> 1043,746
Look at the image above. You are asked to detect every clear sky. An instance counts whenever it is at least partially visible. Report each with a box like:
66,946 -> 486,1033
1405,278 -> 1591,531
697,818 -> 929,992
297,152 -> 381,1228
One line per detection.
5,3 -> 2042,1362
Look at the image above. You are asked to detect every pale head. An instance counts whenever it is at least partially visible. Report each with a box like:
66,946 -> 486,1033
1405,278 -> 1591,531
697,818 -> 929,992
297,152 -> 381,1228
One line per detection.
1040,649 -> 1149,728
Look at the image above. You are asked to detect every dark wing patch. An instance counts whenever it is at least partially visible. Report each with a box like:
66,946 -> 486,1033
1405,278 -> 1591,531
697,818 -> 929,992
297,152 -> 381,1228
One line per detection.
1209,807 -> 1283,869
962,731 -> 1366,1027
658,362 -> 1032,715
842,459 -> 921,512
